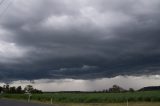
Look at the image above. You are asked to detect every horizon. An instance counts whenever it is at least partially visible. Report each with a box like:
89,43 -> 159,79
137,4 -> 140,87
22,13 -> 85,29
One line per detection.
1,75 -> 160,92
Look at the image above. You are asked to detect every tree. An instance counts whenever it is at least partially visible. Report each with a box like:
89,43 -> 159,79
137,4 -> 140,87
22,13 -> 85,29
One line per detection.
9,86 -> 16,93
0,85 -> 42,94
2,84 -> 10,93
129,88 -> 135,92
109,85 -> 126,93
0,86 -> 3,93
24,85 -> 33,93
16,86 -> 23,93
31,89 -> 42,94
6,84 -> 9,91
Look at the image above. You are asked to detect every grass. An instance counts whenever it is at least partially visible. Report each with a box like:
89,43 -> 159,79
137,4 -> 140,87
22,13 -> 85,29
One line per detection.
1,91 -> 160,104
57,102 -> 160,106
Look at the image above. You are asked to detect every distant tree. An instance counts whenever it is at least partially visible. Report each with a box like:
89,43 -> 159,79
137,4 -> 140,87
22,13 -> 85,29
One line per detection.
16,86 -> 23,93
9,86 -> 16,93
24,85 -> 33,93
0,84 -> 42,94
129,88 -> 135,92
2,84 -> 10,93
3,85 -> 6,92
0,86 -> 2,93
106,89 -> 108,92
109,85 -> 126,93
31,89 -> 43,94
6,84 -> 9,91
103,89 -> 108,93
102,89 -> 105,93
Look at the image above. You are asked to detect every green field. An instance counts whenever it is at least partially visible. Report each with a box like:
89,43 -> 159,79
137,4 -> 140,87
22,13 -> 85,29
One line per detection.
1,91 -> 160,104
56,102 -> 160,106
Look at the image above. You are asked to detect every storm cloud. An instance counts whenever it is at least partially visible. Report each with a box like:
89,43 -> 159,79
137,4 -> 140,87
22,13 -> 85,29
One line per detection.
0,0 -> 160,81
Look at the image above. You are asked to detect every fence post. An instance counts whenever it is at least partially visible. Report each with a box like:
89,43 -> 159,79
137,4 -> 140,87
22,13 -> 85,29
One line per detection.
28,93 -> 32,103
127,99 -> 128,106
51,98 -> 53,104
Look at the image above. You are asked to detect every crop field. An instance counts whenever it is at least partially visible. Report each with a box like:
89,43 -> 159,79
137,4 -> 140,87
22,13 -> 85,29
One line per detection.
57,102 -> 160,106
0,91 -> 160,105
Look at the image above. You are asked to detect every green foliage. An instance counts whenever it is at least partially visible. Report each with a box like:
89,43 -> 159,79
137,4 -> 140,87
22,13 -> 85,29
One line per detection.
1,91 -> 160,103
109,85 -> 126,93
0,84 -> 42,94
24,85 -> 42,94
24,85 -> 33,93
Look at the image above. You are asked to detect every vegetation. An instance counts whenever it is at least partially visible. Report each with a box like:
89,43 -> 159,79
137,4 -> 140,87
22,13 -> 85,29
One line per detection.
0,84 -> 160,104
45,102 -> 160,106
0,84 -> 42,94
0,91 -> 160,103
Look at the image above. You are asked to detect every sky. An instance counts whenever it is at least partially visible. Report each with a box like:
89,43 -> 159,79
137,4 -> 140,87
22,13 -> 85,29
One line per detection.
0,0 -> 160,91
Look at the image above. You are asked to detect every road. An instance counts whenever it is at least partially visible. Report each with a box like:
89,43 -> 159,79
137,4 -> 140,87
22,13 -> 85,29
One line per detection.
0,99 -> 54,106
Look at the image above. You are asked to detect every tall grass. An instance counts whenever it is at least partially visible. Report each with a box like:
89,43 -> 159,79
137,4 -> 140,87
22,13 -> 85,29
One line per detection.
1,91 -> 160,103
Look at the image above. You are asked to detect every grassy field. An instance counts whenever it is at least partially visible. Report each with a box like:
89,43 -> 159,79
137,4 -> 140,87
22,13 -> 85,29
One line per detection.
1,91 -> 160,104
56,102 -> 160,106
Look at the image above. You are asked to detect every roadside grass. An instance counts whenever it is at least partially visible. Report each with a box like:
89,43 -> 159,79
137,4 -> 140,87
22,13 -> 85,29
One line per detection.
0,91 -> 160,104
57,102 -> 160,106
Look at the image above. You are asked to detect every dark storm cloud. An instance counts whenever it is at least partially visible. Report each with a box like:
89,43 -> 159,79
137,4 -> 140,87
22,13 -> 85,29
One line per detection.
0,0 -> 160,81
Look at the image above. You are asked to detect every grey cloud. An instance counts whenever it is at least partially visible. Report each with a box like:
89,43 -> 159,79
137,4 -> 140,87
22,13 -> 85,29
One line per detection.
0,0 -> 160,81
49,65 -> 99,79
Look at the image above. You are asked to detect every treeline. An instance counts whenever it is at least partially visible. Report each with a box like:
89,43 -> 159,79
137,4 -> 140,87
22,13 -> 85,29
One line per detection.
0,84 -> 42,94
100,85 -> 160,93
100,85 -> 135,93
